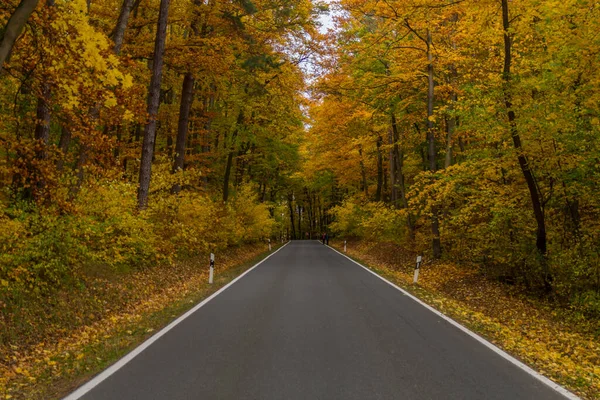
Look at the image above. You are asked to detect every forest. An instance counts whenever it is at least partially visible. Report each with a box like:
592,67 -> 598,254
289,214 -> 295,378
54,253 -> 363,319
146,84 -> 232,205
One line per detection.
1,0 -> 314,312
308,0 -> 600,302
1,0 -> 599,398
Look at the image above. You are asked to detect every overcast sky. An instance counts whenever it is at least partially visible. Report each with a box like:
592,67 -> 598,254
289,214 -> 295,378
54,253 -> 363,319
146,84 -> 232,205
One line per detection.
317,1 -> 337,34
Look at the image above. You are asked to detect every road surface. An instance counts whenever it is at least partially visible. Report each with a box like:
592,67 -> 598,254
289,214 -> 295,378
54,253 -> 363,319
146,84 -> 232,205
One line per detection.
68,241 -> 572,400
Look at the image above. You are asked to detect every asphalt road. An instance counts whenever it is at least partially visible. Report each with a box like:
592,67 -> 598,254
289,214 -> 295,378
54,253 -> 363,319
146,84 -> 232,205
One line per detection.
70,241 -> 571,400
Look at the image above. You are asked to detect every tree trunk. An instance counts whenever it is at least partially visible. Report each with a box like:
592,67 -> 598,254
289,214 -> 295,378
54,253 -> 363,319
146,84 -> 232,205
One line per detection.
391,114 -> 403,206
427,28 -> 442,259
383,165 -> 388,201
70,142 -> 88,197
261,181 -> 267,202
30,83 -> 51,197
222,111 -> 242,202
358,144 -> 368,197
234,142 -> 248,188
306,189 -> 313,239
287,193 -> 296,240
388,126 -> 398,206
501,0 -> 549,289
56,126 -> 71,171
444,108 -> 456,168
172,72 -> 194,194
391,114 -> 415,238
113,0 -> 135,54
34,84 -> 51,160
445,13 -> 459,168
0,0 -> 40,72
137,0 -> 170,210
298,205 -> 302,239
375,135 -> 383,201
202,94 -> 215,154
223,147 -> 235,202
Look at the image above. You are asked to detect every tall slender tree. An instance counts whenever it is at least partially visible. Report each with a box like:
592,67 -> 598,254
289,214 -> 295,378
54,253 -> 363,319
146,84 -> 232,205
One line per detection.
138,0 -> 170,210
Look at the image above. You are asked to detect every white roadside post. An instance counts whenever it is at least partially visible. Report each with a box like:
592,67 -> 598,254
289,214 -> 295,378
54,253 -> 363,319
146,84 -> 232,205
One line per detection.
209,253 -> 215,284
268,239 -> 271,251
413,255 -> 422,283
344,240 -> 347,253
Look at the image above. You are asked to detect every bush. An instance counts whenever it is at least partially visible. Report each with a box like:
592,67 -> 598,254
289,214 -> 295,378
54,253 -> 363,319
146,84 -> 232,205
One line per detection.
330,198 -> 408,243
0,176 -> 277,295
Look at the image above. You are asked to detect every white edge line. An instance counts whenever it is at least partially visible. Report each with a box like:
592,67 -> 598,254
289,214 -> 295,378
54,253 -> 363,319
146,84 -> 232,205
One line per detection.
63,242 -> 291,400
325,244 -> 580,400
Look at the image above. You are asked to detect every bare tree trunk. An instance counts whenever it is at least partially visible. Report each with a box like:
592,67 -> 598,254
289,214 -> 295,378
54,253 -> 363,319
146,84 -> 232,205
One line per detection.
137,0 -> 170,210
234,142 -> 248,188
0,0 -> 40,72
56,126 -> 71,171
445,13 -> 459,168
222,111 -> 242,202
444,108 -> 456,168
34,84 -> 51,160
501,0 -> 549,290
358,144 -> 368,197
383,165 -> 388,201
306,188 -> 313,239
388,126 -> 398,206
427,29 -> 442,259
287,193 -> 296,240
223,149 -> 235,202
375,135 -> 383,202
391,114 -> 415,239
202,94 -> 215,154
458,136 -> 465,153
172,72 -> 194,194
70,142 -> 88,197
391,114 -> 403,206
29,83 -> 51,198
298,205 -> 302,239
113,0 -> 135,54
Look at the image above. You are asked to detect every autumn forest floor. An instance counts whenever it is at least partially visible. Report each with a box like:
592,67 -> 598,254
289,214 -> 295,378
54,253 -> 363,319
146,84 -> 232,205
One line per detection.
332,239 -> 600,399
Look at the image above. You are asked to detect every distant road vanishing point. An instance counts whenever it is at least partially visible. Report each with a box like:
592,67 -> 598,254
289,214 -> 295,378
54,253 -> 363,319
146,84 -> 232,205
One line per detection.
65,241 -> 576,400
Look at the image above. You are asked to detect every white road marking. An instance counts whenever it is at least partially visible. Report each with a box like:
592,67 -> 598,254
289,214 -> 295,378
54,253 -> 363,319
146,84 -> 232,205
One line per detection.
63,242 -> 290,400
325,244 -> 579,400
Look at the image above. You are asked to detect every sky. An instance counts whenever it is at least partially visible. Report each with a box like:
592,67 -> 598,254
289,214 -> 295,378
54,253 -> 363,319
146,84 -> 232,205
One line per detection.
317,0 -> 338,34
318,10 -> 335,34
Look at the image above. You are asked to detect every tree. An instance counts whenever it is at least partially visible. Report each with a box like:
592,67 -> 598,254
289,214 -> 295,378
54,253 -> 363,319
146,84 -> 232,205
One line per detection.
172,72 -> 194,194
138,0 -> 170,210
500,0 -> 549,290
0,0 -> 40,71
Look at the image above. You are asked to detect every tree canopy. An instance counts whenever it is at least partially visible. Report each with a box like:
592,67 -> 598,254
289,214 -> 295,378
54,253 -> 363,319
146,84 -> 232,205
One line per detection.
1,0 -> 599,313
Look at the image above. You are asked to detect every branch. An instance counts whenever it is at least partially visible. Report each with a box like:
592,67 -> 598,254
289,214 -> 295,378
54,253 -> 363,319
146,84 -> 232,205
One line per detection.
411,0 -> 465,9
403,19 -> 427,45
391,45 -> 427,53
